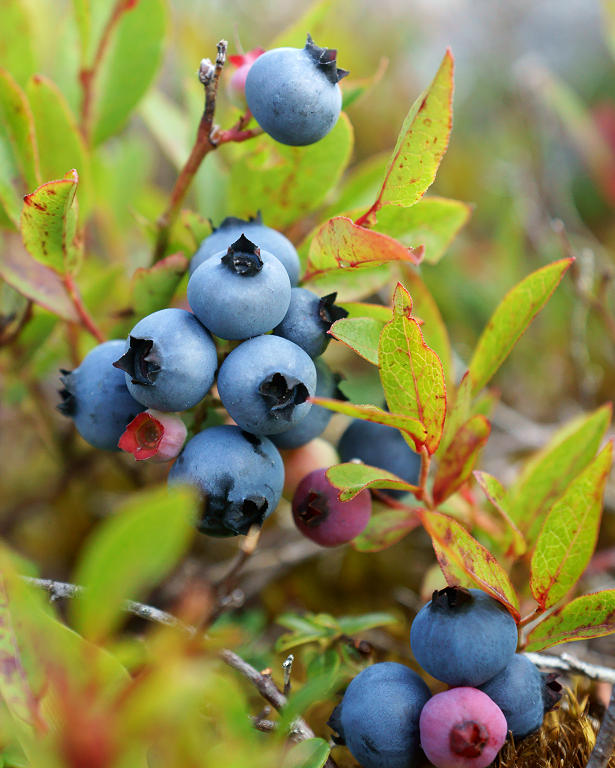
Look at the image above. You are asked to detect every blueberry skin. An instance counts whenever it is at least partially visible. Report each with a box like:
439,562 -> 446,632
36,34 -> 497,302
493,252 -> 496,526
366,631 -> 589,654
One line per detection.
479,654 -> 560,739
168,425 -> 284,537
410,586 -> 518,687
187,246 -> 291,340
217,335 -> 317,435
331,662 -> 431,768
57,340 -> 144,451
116,308 -> 217,412
270,358 -> 335,449
189,215 -> 301,285
338,419 -> 421,498
274,288 -> 347,358
245,36 -> 346,146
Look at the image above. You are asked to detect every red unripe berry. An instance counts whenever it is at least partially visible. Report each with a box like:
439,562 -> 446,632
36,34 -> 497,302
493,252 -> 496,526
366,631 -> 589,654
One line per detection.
227,48 -> 265,107
292,467 -> 371,547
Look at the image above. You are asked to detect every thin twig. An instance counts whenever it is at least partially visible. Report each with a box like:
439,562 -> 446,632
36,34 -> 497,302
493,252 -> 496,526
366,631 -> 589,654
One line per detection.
587,684 -> 615,768
63,274 -> 105,343
524,652 -> 615,685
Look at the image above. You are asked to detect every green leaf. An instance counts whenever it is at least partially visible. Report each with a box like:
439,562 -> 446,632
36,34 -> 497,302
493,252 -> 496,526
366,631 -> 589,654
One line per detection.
283,739 -> 331,768
0,2 -> 36,88
275,613 -> 339,652
352,505 -> 421,552
507,405 -> 611,543
20,170 -> 81,275
327,462 -> 419,502
373,197 -> 471,264
71,0 -> 91,67
90,0 -> 167,146
0,233 -> 79,320
326,153 -> 389,218
306,262 -> 396,303
432,415 -> 490,505
312,399 -> 426,447
375,49 -> 454,209
337,613 -> 398,635
473,471 -> 526,558
340,302 -> 393,322
329,316 -> 382,364
525,589 -> 615,651
229,114 -> 353,231
271,0 -> 336,48
132,252 -> 188,317
438,371 -> 472,456
530,442 -> 613,610
341,57 -> 388,110
306,648 -> 341,684
378,282 -> 447,454
421,509 -> 520,619
401,265 -> 453,392
303,216 -> 422,284
71,485 -> 197,642
139,88 -> 191,169
26,75 -> 92,215
468,258 -> 573,395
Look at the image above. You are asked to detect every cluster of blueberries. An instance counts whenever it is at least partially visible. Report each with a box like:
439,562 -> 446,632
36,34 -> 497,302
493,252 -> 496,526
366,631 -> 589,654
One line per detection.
330,586 -> 562,768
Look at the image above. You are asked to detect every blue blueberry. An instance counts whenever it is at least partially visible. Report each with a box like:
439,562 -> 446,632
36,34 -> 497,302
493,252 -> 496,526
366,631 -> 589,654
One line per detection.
168,425 -> 284,537
329,662 -> 431,768
269,358 -> 337,449
245,34 -> 348,146
410,586 -> 518,687
113,308 -> 217,412
338,419 -> 421,497
274,288 -> 347,358
217,335 -> 317,435
189,213 -> 301,285
57,340 -> 144,451
187,235 -> 291,340
478,654 -> 562,739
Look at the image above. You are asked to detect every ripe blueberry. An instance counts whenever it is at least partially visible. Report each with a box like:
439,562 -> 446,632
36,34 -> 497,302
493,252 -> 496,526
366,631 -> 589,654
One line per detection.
217,335 -> 317,435
329,662 -> 431,768
57,340 -> 144,451
245,34 -> 348,146
168,425 -> 284,537
187,235 -> 291,340
270,358 -> 337,449
419,688 -> 507,768
478,654 -> 562,739
338,418 -> 421,498
189,213 -> 301,285
410,586 -> 518,687
274,288 -> 347,358
114,308 -> 217,412
292,467 -> 371,547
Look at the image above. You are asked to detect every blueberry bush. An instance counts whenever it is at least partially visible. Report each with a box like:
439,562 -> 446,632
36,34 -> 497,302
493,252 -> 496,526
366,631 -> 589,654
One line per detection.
1,1 -> 615,767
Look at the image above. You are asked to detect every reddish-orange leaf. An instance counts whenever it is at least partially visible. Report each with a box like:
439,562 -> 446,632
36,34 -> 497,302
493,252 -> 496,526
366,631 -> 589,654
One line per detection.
432,415 -> 490,505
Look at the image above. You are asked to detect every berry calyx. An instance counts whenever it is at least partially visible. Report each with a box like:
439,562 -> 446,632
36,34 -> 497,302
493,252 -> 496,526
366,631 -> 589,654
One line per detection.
220,234 -> 263,276
113,337 -> 160,385
119,409 -> 187,462
304,33 -> 349,84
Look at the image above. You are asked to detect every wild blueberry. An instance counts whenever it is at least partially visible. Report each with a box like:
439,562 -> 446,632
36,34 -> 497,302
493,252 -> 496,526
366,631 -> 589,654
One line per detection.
113,308 -> 217,413
281,437 -> 339,498
187,235 -> 291,340
338,418 -> 421,498
292,467 -> 371,547
56,340 -> 144,451
419,688 -> 508,768
168,425 -> 284,537
274,288 -> 347,358
410,586 -> 518,687
217,335 -> 317,435
329,662 -> 431,768
189,213 -> 301,285
269,358 -> 338,449
245,34 -> 348,146
478,654 -> 562,739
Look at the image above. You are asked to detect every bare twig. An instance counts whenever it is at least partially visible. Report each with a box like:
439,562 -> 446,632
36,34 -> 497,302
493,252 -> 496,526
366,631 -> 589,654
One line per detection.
282,654 -> 294,697
587,684 -> 615,768
524,652 -> 615,685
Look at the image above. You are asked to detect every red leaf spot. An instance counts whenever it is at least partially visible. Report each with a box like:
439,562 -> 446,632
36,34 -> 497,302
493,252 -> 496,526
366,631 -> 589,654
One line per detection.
418,96 -> 428,112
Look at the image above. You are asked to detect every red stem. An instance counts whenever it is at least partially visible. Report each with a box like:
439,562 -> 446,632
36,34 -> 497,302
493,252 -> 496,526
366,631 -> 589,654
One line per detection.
63,274 -> 105,343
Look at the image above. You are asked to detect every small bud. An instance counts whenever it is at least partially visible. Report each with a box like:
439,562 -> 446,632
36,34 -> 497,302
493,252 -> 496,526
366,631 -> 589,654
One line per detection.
119,409 -> 187,462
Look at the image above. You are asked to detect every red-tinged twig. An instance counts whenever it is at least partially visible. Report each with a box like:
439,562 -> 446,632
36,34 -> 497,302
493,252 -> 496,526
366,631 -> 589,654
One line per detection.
152,43 -> 261,263
80,0 -> 136,141
518,606 -> 544,629
417,446 -> 434,508
63,273 -> 105,343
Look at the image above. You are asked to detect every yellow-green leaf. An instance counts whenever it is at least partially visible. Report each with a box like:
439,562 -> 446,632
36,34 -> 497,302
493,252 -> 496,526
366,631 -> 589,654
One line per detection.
20,170 -> 80,275
421,509 -> 520,619
525,589 -> 615,651
0,1 -> 36,88
378,282 -> 447,454
468,258 -> 573,395
474,471 -> 526,558
327,463 -> 419,502
329,316 -> 383,364
530,442 -> 613,610
352,505 -> 421,552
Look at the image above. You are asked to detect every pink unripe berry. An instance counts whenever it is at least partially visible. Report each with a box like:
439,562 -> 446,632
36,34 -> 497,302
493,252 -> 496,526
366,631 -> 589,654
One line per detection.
292,467 -> 371,547
282,438 -> 339,498
119,409 -> 187,462
419,688 -> 507,768
227,48 -> 265,108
